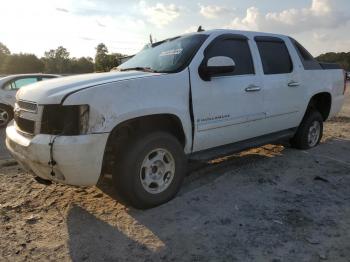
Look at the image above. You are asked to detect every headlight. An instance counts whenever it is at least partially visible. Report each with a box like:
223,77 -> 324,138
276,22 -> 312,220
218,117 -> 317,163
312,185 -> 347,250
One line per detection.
41,105 -> 89,135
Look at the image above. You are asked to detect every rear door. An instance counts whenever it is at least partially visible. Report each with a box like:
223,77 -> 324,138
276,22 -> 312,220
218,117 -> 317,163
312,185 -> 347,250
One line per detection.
190,34 -> 265,152
254,36 -> 305,133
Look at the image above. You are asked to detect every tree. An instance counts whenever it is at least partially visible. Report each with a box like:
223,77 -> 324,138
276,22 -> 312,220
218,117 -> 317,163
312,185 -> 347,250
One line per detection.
42,46 -> 71,74
95,43 -> 110,72
70,57 -> 94,73
0,42 -> 11,73
0,42 -> 10,56
113,53 -> 126,66
95,44 -> 124,72
317,52 -> 350,71
2,53 -> 44,74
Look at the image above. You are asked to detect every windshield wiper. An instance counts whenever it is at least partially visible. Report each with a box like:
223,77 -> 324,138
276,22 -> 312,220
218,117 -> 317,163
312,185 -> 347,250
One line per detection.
120,67 -> 158,73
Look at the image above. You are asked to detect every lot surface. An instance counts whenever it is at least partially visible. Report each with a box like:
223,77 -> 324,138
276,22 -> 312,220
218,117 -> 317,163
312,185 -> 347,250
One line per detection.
0,128 -> 10,160
0,87 -> 350,262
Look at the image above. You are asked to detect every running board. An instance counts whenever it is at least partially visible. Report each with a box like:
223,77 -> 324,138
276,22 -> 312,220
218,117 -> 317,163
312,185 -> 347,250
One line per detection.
189,128 -> 296,162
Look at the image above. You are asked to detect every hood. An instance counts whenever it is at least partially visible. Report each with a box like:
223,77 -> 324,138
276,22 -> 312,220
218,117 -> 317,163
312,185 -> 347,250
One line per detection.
17,71 -> 160,104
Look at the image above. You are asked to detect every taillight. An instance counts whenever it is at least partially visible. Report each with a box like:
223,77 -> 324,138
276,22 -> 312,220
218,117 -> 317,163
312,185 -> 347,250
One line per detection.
344,70 -> 347,95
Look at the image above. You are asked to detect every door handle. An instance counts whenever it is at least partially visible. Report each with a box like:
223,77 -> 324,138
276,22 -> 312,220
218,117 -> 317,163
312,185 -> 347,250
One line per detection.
245,85 -> 261,92
288,81 -> 300,87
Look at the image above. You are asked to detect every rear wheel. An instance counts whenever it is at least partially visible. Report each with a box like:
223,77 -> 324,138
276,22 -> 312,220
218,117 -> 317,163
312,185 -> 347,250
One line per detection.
291,110 -> 323,149
0,105 -> 13,128
112,131 -> 187,209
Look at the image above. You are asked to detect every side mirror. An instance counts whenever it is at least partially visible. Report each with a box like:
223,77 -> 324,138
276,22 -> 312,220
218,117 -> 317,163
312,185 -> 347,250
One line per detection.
199,56 -> 236,81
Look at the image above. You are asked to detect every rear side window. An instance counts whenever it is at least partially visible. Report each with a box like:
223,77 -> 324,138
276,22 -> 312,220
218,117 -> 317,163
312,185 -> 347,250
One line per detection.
206,36 -> 255,76
255,37 -> 293,75
289,38 -> 322,70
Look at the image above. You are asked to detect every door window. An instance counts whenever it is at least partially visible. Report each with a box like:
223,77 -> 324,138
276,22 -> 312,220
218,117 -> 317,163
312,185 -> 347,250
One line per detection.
206,37 -> 255,76
255,37 -> 293,75
289,38 -> 322,70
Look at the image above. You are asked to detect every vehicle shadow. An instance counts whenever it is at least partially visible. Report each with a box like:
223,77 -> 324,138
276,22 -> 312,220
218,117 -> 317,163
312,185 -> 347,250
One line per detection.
67,205 -> 156,262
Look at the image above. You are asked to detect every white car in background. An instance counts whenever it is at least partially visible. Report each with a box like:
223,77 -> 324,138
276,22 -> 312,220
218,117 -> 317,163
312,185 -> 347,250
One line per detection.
0,74 -> 59,127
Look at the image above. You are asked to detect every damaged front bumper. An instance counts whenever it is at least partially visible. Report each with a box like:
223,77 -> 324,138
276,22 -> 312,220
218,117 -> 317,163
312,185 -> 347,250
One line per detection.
6,124 -> 109,186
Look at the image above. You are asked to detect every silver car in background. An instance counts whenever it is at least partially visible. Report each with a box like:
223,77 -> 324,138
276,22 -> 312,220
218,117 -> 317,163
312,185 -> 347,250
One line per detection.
0,74 -> 59,127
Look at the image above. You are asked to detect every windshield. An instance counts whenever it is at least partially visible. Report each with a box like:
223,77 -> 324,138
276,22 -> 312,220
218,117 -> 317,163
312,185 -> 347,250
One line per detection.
118,34 -> 208,73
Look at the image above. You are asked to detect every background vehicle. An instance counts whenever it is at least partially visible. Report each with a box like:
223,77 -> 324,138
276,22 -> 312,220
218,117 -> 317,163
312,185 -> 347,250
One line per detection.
0,74 -> 59,127
6,30 -> 346,208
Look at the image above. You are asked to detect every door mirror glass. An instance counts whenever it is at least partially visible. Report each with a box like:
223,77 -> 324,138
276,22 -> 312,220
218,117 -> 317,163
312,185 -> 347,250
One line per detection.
202,56 -> 236,80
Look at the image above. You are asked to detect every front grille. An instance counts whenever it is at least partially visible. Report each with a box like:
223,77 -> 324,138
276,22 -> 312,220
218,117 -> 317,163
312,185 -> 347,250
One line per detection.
15,116 -> 35,134
17,100 -> 38,113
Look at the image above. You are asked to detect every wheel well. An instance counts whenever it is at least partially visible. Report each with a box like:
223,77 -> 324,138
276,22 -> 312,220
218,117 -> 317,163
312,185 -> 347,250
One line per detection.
307,93 -> 331,121
0,103 -> 14,117
101,114 -> 186,174
0,103 -> 13,111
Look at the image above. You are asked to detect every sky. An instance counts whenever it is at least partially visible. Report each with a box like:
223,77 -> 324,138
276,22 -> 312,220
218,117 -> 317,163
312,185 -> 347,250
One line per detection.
0,0 -> 349,58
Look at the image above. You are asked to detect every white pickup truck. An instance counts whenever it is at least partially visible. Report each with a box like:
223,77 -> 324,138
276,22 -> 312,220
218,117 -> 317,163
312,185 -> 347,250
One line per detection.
6,29 -> 346,208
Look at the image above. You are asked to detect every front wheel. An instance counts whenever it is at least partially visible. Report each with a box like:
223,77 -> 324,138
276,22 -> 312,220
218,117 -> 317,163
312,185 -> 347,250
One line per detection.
0,106 -> 13,128
291,110 -> 323,150
112,131 -> 187,209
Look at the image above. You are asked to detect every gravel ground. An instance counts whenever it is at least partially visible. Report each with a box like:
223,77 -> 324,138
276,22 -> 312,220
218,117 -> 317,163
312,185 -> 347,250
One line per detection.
0,88 -> 349,262
0,128 -> 10,160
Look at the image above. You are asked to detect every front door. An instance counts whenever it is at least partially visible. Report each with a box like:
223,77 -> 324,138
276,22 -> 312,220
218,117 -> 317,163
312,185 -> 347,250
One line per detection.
190,34 -> 265,152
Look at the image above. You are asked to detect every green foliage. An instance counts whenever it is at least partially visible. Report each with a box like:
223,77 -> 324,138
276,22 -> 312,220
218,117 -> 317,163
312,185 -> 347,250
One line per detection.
0,42 -> 127,74
70,57 -> 94,74
95,43 -> 124,72
316,52 -> 350,71
0,42 -> 10,57
0,42 -> 11,73
42,46 -> 71,74
1,53 -> 44,74
42,46 -> 95,74
95,43 -> 109,72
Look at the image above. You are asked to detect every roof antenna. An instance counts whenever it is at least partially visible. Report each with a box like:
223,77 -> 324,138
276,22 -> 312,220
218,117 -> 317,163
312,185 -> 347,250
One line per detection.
197,26 -> 204,32
149,34 -> 153,44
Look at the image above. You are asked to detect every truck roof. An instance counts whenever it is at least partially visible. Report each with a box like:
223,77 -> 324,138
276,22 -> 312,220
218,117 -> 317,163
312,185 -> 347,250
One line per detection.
187,29 -> 288,39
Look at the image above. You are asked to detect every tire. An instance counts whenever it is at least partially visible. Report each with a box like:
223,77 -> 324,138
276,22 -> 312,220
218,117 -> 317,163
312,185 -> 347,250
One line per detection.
290,110 -> 323,150
0,105 -> 13,128
112,131 -> 187,209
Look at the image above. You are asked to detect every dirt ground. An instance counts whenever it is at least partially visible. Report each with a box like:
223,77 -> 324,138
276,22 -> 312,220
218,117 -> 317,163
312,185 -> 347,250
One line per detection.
1,88 -> 350,262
